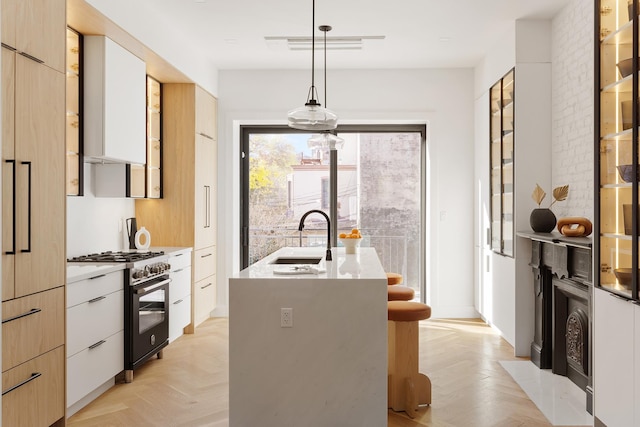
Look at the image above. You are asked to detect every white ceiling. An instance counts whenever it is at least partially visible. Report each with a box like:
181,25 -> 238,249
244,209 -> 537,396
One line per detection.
141,0 -> 571,70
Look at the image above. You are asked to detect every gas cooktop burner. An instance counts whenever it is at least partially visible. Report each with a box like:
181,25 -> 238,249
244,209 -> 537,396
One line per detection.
67,250 -> 165,263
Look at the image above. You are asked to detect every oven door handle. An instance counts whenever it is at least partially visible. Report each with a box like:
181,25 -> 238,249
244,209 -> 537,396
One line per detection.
135,278 -> 171,295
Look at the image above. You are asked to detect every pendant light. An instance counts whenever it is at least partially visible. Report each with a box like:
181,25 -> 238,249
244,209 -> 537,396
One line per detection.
287,0 -> 338,131
307,25 -> 344,149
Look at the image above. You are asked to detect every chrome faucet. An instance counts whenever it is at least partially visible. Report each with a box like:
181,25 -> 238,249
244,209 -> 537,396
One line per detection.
298,209 -> 332,261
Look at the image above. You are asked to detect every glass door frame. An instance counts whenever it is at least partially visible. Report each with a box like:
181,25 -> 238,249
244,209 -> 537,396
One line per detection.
239,123 -> 427,302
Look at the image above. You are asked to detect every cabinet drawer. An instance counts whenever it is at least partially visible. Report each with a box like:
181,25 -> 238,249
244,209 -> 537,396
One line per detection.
67,289 -> 124,358
169,296 -> 191,343
67,330 -> 124,407
67,270 -> 124,308
3,346 -> 64,427
194,246 -> 216,282
194,274 -> 216,327
170,267 -> 191,303
170,251 -> 192,271
2,286 -> 64,371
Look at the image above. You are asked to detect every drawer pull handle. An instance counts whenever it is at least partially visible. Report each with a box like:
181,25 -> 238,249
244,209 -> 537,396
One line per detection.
201,253 -> 213,258
2,308 -> 41,324
174,253 -> 183,257
201,283 -> 213,290
88,296 -> 106,303
2,372 -> 41,396
89,274 -> 106,280
174,268 -> 185,273
88,340 -> 106,350
174,299 -> 183,305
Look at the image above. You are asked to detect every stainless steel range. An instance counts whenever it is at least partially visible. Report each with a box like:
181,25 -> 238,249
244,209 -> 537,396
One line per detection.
67,250 -> 171,383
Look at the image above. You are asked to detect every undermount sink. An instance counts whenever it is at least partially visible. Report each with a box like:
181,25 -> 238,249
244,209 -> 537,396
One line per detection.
270,256 -> 323,265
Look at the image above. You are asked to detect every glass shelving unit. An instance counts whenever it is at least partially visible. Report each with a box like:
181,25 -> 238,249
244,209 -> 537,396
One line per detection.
490,68 -> 515,257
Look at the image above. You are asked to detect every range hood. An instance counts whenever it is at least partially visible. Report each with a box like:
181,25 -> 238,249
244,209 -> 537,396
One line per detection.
83,35 -> 146,164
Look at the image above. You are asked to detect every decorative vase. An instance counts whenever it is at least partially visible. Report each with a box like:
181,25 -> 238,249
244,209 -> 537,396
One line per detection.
530,208 -> 557,233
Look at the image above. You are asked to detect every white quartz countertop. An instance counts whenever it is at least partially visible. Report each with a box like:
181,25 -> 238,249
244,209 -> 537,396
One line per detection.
67,263 -> 126,284
232,246 -> 386,280
150,246 -> 192,256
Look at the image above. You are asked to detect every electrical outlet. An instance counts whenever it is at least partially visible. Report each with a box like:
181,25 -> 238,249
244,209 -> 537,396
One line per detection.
281,308 -> 293,328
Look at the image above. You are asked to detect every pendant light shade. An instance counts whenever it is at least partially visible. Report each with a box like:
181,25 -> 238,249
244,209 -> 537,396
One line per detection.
287,0 -> 337,131
308,132 -> 344,150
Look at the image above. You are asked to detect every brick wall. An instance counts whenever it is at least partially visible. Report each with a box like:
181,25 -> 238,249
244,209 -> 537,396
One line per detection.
550,0 -> 594,220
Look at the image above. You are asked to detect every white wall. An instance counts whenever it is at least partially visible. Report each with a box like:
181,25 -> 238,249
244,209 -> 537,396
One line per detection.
67,164 -> 135,257
217,68 -> 477,318
551,0 -> 594,220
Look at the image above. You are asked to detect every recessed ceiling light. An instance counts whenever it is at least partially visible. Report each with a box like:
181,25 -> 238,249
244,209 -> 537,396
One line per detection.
224,38 -> 238,44
439,37 -> 452,42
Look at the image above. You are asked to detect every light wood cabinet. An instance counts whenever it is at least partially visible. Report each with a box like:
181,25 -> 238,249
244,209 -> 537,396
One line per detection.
2,286 -> 64,371
1,0 -> 66,73
0,2 -> 66,423
136,84 -> 217,331
2,347 -> 65,427
2,51 -> 65,301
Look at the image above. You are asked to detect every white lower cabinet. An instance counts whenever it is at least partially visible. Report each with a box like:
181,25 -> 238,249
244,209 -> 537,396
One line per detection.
169,249 -> 192,342
66,269 -> 124,413
594,288 -> 636,426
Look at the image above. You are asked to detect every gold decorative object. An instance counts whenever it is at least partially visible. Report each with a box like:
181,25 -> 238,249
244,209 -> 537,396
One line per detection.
532,183 -> 569,207
600,5 -> 612,15
600,28 -> 611,39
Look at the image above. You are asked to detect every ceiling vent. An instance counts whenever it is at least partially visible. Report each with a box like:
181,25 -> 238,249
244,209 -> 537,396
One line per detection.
265,35 -> 385,51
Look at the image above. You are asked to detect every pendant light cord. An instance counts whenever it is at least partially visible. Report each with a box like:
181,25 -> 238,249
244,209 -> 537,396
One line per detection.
310,0 -> 316,102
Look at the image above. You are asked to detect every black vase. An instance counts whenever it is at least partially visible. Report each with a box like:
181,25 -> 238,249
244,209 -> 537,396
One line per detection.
530,208 -> 556,233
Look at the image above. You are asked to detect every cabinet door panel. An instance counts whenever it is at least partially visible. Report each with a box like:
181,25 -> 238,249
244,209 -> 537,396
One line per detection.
195,87 -> 216,138
16,0 -> 66,72
1,0 -> 17,50
194,133 -> 216,249
2,286 -> 64,371
594,289 -> 634,426
2,48 -> 16,302
194,274 -> 216,327
169,296 -> 191,343
2,347 -> 64,427
14,56 -> 65,297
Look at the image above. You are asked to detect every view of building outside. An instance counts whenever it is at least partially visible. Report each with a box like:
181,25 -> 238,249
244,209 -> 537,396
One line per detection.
247,131 -> 422,295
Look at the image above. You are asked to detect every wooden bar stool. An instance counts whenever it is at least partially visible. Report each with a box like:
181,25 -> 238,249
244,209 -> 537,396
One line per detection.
387,301 -> 432,418
386,272 -> 403,286
387,285 -> 414,301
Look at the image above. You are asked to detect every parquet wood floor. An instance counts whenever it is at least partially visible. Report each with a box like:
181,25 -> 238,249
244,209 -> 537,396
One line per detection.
67,317 -> 580,426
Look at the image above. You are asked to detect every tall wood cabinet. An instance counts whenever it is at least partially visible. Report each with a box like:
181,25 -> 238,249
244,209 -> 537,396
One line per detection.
1,0 -> 66,425
136,84 -> 217,332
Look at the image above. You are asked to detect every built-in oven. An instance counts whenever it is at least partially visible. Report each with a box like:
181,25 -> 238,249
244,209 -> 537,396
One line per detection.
124,259 -> 171,383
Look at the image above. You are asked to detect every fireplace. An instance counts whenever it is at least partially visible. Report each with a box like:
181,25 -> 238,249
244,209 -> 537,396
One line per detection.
553,276 -> 591,391
520,232 -> 593,413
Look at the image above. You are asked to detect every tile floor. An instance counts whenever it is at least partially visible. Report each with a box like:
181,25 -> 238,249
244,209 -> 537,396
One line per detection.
500,361 -> 594,426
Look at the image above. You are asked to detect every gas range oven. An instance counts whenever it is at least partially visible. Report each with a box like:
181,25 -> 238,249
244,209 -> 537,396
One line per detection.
67,250 -> 171,383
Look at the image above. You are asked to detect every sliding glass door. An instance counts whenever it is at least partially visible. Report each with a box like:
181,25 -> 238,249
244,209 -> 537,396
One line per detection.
240,125 -> 426,300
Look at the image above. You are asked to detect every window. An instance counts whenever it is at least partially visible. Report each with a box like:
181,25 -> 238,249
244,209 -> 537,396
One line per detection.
240,124 -> 427,301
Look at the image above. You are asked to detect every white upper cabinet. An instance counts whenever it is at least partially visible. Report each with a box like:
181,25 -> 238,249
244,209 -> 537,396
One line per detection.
83,36 -> 146,164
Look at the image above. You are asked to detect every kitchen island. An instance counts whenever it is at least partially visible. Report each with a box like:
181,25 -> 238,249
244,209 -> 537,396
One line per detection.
229,246 -> 388,426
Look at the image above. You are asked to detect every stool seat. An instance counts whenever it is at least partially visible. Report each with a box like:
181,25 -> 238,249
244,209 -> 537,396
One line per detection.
387,285 -> 415,301
388,301 -> 431,322
386,272 -> 403,286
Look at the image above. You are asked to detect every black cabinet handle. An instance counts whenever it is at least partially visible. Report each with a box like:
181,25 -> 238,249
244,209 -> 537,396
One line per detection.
88,296 -> 106,303
200,253 -> 212,258
201,283 -> 213,290
18,51 -> 43,64
20,161 -> 31,253
173,299 -> 183,305
2,372 -> 41,396
5,159 -> 15,255
89,274 -> 106,280
2,308 -> 41,324
174,268 -> 185,273
88,340 -> 106,350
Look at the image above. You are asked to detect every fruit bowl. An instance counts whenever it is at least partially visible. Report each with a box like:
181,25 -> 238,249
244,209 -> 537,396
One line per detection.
339,228 -> 362,254
614,268 -> 639,289
339,237 -> 362,254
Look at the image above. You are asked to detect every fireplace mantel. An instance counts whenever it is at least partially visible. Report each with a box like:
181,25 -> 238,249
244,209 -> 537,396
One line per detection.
517,231 -> 593,413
